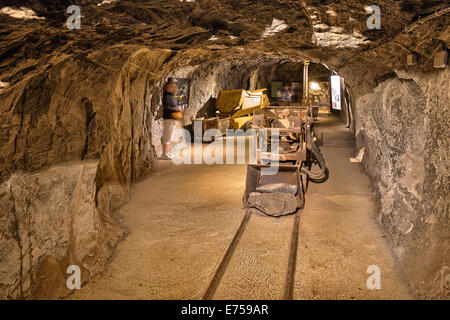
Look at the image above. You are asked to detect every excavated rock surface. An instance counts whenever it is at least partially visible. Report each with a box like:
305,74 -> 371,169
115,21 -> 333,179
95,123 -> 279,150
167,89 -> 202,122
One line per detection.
354,68 -> 449,299
0,0 -> 448,298
0,160 -> 124,299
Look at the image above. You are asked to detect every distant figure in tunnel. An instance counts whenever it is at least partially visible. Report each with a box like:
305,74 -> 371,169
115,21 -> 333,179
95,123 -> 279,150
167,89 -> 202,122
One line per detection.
277,83 -> 292,103
161,78 -> 182,160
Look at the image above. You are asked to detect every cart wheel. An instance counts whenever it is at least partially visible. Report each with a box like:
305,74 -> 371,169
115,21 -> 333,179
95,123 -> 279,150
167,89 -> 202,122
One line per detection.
203,135 -> 216,143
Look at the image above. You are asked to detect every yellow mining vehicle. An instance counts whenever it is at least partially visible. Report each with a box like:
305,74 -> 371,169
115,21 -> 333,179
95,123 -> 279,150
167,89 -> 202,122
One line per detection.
193,88 -> 269,140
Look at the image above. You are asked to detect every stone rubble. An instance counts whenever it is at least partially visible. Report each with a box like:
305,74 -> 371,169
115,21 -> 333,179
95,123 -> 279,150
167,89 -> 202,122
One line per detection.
256,183 -> 298,195
248,183 -> 299,217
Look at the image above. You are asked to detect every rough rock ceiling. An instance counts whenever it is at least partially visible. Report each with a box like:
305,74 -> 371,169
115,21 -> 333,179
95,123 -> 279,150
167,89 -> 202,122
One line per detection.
0,0 -> 448,87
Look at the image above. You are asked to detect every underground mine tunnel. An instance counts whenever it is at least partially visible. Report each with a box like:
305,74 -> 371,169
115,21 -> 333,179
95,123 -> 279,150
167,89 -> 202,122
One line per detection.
0,0 -> 448,303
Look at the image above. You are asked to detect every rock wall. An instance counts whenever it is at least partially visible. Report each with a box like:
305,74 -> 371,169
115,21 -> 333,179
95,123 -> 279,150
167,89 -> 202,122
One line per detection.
0,46 -> 173,185
0,160 -> 124,299
354,68 -> 449,299
0,46 -> 173,298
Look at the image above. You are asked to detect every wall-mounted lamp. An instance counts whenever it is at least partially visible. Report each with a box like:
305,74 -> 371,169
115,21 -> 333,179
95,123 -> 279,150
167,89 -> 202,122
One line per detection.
406,53 -> 417,66
434,50 -> 448,68
393,43 -> 417,66
310,82 -> 321,90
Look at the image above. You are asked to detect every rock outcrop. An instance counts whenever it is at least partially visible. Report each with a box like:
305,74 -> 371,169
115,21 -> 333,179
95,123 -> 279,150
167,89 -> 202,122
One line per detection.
0,160 -> 124,299
0,43 -> 176,298
354,68 -> 449,299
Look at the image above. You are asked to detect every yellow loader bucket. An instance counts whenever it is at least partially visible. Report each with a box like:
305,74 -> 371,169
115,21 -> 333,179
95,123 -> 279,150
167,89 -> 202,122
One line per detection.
216,89 -> 245,114
216,89 -> 269,115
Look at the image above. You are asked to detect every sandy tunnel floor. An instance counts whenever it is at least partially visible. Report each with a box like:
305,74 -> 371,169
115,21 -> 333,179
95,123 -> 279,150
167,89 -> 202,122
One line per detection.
71,114 -> 412,300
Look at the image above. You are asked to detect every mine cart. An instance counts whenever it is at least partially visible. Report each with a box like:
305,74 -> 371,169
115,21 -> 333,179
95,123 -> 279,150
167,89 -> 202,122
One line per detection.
243,61 -> 328,216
